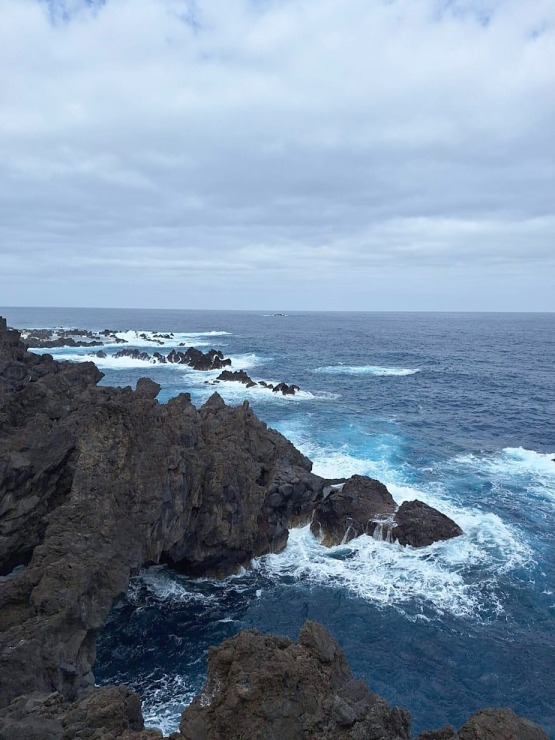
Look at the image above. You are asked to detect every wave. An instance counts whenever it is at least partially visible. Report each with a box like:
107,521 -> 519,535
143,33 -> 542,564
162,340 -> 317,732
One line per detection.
114,330 -> 231,347
314,365 -> 419,376
453,447 -> 555,505
256,504 -> 532,621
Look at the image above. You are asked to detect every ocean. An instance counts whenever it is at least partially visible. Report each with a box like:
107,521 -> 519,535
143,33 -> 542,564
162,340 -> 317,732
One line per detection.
3,307 -> 554,737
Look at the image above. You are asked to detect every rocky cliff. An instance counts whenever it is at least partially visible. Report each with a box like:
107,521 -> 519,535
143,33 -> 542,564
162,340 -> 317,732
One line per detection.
0,316 -> 322,711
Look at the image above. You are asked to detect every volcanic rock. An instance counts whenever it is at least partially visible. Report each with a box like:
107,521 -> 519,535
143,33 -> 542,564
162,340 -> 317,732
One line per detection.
392,499 -> 463,548
216,369 -> 256,385
114,348 -> 151,361
0,316 -> 323,709
311,474 -> 397,546
417,708 -> 548,740
272,381 -> 300,395
178,620 -> 411,740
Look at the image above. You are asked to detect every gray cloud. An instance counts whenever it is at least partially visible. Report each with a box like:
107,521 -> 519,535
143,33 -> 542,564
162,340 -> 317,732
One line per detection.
1,0 -> 554,309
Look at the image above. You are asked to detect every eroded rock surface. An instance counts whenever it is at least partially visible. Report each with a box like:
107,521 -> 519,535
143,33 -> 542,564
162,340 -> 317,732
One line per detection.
0,317 -> 322,710
417,708 -> 548,740
311,475 -> 463,549
310,474 -> 396,546
178,620 -> 412,740
393,499 -> 463,548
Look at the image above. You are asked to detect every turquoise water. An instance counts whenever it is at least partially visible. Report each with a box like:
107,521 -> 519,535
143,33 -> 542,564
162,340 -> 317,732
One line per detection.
3,308 -> 554,736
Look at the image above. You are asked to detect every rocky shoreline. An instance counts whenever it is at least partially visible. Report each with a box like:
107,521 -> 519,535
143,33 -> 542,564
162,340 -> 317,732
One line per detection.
0,317 -> 548,739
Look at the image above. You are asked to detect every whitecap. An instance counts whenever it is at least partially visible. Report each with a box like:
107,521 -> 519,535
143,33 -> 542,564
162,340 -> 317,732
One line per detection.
314,365 -> 419,376
452,447 -> 555,504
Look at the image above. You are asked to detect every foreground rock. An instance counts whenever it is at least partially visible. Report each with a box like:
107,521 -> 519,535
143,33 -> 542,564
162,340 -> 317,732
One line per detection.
179,621 -> 411,740
178,622 -> 548,740
417,708 -> 548,740
311,475 -> 463,548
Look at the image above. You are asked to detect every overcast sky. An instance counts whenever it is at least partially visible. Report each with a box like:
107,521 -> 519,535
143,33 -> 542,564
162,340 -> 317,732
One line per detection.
1,0 -> 554,310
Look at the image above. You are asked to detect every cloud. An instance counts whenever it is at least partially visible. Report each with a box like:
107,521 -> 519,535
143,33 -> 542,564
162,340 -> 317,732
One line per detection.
0,0 -> 554,309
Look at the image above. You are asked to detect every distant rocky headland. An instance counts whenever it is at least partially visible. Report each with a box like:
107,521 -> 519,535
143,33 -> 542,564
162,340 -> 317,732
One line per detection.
0,317 -> 547,739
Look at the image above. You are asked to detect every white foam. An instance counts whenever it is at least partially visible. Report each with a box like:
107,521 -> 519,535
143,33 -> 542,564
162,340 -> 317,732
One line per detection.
129,567 -> 218,605
114,330 -> 231,348
454,447 -> 555,504
314,365 -> 419,377
140,673 -> 197,736
256,510 -> 532,621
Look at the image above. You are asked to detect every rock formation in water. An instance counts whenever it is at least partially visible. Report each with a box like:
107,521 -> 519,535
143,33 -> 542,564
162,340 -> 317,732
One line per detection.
311,475 -> 463,548
311,474 -> 397,546
112,346 -> 232,370
216,370 -> 301,395
21,327 -> 125,348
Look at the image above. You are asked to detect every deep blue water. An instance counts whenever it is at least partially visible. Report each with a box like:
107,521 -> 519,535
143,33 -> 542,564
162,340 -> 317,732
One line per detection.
3,308 -> 554,737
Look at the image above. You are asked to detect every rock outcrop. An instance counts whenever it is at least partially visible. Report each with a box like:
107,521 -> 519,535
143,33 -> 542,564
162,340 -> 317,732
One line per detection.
393,500 -> 463,547
417,708 -> 548,740
178,622 -> 548,740
21,327 -> 125,348
0,317 -> 322,711
310,475 -> 463,549
310,475 -> 396,546
216,369 -> 257,387
178,620 -> 412,740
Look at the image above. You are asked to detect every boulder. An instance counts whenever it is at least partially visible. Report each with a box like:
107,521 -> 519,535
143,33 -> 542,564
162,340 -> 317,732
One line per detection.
178,621 -> 411,740
392,500 -> 463,548
311,475 -> 396,546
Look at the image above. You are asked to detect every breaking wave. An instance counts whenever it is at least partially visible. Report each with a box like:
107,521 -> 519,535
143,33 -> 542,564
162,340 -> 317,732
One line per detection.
314,365 -> 419,376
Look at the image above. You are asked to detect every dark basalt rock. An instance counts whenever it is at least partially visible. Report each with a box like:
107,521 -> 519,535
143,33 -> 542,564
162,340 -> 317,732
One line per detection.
114,348 -> 152,361
311,474 -> 397,546
178,621 -> 411,740
311,476 -> 463,549
22,327 -> 123,349
392,499 -> 463,548
272,381 -> 300,395
0,317 -> 323,709
417,708 -> 547,740
217,369 -> 255,385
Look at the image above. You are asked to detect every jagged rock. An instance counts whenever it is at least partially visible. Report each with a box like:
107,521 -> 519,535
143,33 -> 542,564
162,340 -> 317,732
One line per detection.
0,318 -> 323,709
0,686 -> 162,739
21,327 -> 122,349
310,476 -> 463,549
392,500 -> 463,547
417,708 -> 548,740
114,348 -> 151,361
311,475 -> 396,546
272,382 -> 300,395
216,369 -> 256,385
178,621 -> 411,740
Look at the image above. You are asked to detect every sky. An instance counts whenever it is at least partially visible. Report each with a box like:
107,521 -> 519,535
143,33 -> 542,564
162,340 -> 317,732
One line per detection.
1,0 -> 554,311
